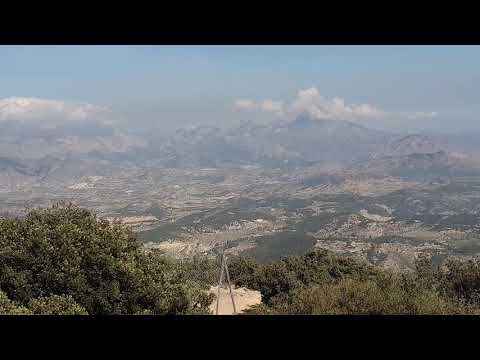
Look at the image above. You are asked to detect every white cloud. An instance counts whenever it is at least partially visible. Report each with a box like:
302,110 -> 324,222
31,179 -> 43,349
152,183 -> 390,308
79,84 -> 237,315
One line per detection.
235,87 -> 386,122
260,99 -> 283,113
234,98 -> 284,115
234,99 -> 256,110
290,87 -> 386,120
407,111 -> 439,120
0,97 -> 110,127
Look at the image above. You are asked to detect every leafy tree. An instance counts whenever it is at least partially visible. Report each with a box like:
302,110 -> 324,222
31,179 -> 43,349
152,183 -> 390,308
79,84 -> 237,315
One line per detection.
228,256 -> 261,289
29,295 -> 88,315
133,251 -> 215,315
237,250 -> 477,315
0,203 -> 213,315
230,250 -> 381,305
245,277 -> 466,315
437,258 -> 480,305
0,290 -> 32,315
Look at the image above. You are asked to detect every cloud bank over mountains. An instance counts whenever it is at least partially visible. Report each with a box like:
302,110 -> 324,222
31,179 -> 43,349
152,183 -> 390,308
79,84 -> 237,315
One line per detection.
0,97 -> 112,129
407,111 -> 439,120
290,87 -> 386,120
235,87 -> 438,125
0,97 -> 145,160
0,91 -> 440,139
234,98 -> 285,115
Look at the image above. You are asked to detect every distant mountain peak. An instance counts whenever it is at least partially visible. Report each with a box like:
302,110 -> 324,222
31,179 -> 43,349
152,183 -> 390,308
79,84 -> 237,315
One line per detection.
384,134 -> 442,157
288,113 -> 317,129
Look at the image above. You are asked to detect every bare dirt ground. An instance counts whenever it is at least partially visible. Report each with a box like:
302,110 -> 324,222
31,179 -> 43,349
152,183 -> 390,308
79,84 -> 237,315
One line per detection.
209,286 -> 262,315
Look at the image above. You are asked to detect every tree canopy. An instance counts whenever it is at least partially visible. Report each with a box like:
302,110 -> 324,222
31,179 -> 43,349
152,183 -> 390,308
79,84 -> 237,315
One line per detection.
0,204 -> 215,315
228,251 -> 480,315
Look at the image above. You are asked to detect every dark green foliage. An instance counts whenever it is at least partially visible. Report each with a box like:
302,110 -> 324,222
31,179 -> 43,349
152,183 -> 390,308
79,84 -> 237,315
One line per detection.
437,258 -> 480,305
0,203 -> 214,315
0,290 -> 32,315
247,277 -> 465,315
227,256 -> 261,289
230,250 -> 380,305
232,250 -> 480,315
132,252 -> 215,315
28,295 -> 88,315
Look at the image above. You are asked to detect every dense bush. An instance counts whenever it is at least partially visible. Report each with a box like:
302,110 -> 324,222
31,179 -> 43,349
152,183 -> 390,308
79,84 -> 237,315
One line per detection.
28,295 -> 88,315
230,251 -> 480,315
0,204 -> 215,315
229,250 -> 381,305
437,258 -> 480,304
246,275 -> 469,315
0,290 -> 32,315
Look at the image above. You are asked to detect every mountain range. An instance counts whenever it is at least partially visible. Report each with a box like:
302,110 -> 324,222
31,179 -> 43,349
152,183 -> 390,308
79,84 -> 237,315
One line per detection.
1,111 -> 480,183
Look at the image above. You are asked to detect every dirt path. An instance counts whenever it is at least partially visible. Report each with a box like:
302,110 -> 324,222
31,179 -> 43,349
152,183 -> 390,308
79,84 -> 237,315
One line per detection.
209,286 -> 262,315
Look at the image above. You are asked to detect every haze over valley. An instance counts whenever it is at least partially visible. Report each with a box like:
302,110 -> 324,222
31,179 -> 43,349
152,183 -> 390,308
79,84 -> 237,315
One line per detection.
3,97 -> 480,271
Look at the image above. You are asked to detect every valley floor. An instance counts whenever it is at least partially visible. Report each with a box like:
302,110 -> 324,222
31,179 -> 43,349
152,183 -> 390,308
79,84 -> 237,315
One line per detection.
4,163 -> 480,270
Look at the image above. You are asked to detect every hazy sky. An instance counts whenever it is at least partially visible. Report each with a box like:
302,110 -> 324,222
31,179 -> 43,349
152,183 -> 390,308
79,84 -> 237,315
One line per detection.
1,45 -> 479,134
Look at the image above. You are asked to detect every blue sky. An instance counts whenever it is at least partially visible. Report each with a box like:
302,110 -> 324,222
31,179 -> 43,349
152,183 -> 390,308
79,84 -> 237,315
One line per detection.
1,45 -> 479,133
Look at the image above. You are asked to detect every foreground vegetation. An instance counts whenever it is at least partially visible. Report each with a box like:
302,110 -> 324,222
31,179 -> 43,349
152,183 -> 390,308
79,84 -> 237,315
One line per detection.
0,204 -> 216,315
228,251 -> 480,314
2,204 -> 480,315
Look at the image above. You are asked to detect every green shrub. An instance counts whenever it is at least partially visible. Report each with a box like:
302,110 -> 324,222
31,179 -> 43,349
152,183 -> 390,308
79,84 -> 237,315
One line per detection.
0,203 -> 213,315
29,295 -> 88,315
231,250 -> 381,305
246,275 -> 467,315
438,258 -> 480,305
241,250 -> 477,315
0,290 -> 32,315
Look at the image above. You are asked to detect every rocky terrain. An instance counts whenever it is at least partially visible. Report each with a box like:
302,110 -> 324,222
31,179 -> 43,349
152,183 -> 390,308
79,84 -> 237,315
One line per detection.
208,286 -> 262,315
